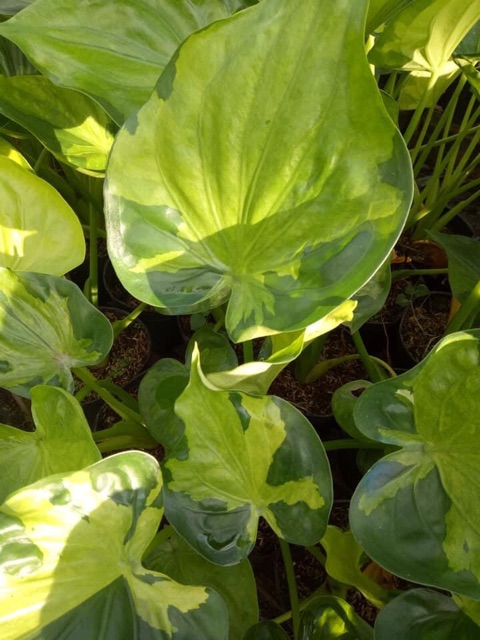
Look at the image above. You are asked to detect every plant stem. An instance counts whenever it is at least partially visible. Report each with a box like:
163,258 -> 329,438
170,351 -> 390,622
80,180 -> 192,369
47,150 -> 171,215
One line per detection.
279,538 -> 300,639
445,280 -> 480,334
243,340 -> 254,363
403,72 -> 438,145
351,331 -> 383,382
391,268 -> 448,282
33,147 -> 48,173
73,366 -> 144,426
306,545 -> 326,566
323,438 -> 384,451
88,178 -> 99,307
112,302 -> 147,339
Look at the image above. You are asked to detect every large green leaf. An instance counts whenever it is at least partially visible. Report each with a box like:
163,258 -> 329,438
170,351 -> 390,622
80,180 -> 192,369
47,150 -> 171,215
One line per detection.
0,269 -> 113,397
0,385 -> 100,502
370,0 -> 480,109
104,0 -> 412,343
299,596 -> 373,639
0,156 -> 85,273
144,525 -> 258,640
163,347 -> 332,564
0,75 -> 115,172
350,330 -> 480,598
244,622 -> 289,639
0,0 -> 255,123
0,452 -> 228,639
365,0 -> 413,34
374,589 -> 480,639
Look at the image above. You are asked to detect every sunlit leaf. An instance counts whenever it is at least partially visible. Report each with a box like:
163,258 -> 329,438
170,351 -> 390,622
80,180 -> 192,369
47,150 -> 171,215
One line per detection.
0,452 -> 228,639
105,0 -> 411,342
0,385 -> 100,502
162,347 -> 332,564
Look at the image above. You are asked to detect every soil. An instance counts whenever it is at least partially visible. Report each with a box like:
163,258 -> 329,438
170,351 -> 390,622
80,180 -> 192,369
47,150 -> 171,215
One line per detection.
0,389 -> 34,431
74,308 -> 151,404
269,329 -> 366,417
399,293 -> 451,363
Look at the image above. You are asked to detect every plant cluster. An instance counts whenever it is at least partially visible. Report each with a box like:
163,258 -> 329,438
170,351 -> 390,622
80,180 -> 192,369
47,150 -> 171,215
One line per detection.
0,0 -> 479,638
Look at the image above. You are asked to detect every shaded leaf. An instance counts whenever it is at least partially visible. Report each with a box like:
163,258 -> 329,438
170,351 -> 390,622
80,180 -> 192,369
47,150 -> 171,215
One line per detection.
375,589 -> 480,639
144,526 -> 258,639
0,269 -> 113,396
350,330 -> 480,598
0,0 -> 254,123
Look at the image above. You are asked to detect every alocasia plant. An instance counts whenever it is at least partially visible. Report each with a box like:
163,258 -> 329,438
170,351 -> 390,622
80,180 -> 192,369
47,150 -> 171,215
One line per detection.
0,0 -> 479,636
104,0 -> 412,342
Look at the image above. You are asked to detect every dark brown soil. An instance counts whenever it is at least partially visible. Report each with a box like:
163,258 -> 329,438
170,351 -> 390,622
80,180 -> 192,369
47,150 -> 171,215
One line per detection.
74,308 -> 151,404
0,389 -> 34,431
269,330 -> 366,417
399,293 -> 451,363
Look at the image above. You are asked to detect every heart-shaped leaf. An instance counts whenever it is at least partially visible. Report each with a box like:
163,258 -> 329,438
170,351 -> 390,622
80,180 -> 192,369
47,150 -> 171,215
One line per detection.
0,0 -> 254,123
162,347 -> 332,564
350,330 -> 480,598
0,385 -> 100,502
0,156 -> 85,274
0,452 -> 228,639
144,525 -> 258,640
0,269 -> 113,397
104,0 -> 411,342
0,76 -> 116,172
375,589 -> 480,639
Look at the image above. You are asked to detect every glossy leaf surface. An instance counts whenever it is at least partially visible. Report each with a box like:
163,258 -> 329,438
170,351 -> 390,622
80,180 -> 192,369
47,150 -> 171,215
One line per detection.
105,0 -> 411,342
0,0 -> 254,123
163,348 -> 332,564
345,259 -> 391,333
350,330 -> 480,597
0,452 -> 228,639
0,75 -> 115,172
0,386 -> 100,502
0,156 -> 85,273
0,269 -> 113,397
375,589 -> 480,639
299,596 -> 373,639
144,526 -> 258,639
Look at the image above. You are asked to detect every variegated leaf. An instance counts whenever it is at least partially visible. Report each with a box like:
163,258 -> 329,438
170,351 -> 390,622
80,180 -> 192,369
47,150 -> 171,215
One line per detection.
0,452 -> 228,639
162,347 -> 332,564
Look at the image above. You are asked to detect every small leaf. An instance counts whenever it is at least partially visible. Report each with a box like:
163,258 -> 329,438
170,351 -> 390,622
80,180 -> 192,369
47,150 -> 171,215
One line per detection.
163,347 -> 332,564
0,385 -> 100,502
321,526 -> 390,608
299,596 -> 373,639
350,330 -> 480,598
0,269 -> 113,397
